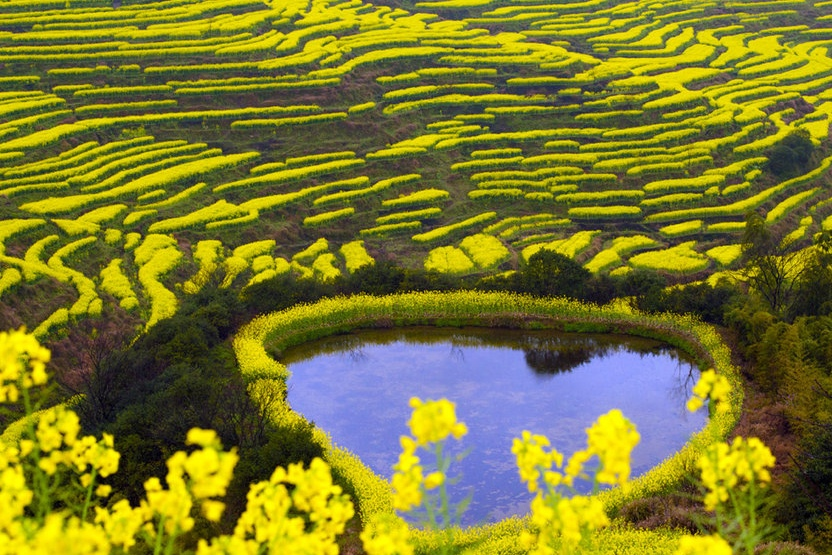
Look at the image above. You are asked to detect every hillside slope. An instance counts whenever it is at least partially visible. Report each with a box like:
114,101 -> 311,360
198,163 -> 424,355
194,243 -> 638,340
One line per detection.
0,0 -> 830,334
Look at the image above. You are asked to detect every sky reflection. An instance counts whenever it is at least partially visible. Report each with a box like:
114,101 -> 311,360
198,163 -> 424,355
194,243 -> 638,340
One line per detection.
284,327 -> 706,526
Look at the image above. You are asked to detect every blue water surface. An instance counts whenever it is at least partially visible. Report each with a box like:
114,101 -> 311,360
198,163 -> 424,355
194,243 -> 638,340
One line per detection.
283,327 -> 706,526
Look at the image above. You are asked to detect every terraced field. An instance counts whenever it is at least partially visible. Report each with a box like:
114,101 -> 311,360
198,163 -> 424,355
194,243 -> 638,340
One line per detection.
1,0 -> 831,335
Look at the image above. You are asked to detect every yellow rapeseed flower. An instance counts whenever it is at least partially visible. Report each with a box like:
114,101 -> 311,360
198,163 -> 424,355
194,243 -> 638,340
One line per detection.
36,405 -> 80,453
139,427 -> 238,533
586,409 -> 640,488
32,406 -> 118,479
14,513 -> 110,555
687,369 -> 731,414
95,499 -> 147,550
697,436 -> 775,511
423,471 -> 444,490
407,397 -> 468,446
360,513 -> 413,555
391,443 -> 423,512
94,484 -> 111,498
196,535 -> 259,555
0,328 -> 50,404
675,533 -> 732,555
526,492 -> 609,554
0,461 -> 32,531
182,443 -> 238,500
67,432 -> 120,478
511,430 -> 562,493
732,436 -> 775,485
142,475 -> 194,534
186,427 -> 222,449
223,457 -> 353,555
202,499 -> 226,523
391,435 -> 423,511
563,449 -> 591,486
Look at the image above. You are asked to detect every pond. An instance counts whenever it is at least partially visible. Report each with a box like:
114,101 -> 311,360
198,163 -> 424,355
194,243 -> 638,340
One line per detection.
282,326 -> 707,526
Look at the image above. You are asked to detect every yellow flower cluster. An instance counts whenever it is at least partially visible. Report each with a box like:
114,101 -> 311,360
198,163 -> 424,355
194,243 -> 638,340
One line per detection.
524,494 -> 608,553
686,368 -> 731,414
4,512 -> 111,554
94,499 -> 146,551
697,436 -> 775,511
199,457 -> 354,555
391,397 -> 468,514
513,409 -> 639,553
0,329 -> 364,555
391,436 -> 424,512
386,396 -> 473,548
0,442 -> 30,535
360,513 -> 414,555
0,327 -> 50,403
675,534 -> 732,555
0,332 -> 127,553
512,431 -> 566,492
586,409 -> 640,488
27,405 -> 120,481
142,427 -> 238,538
675,361 -> 777,552
407,397 -> 468,447
513,409 -> 639,494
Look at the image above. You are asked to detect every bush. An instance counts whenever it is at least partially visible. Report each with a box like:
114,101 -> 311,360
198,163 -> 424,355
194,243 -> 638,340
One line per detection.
766,130 -> 815,178
516,249 -> 591,299
619,269 -> 665,312
66,284 -> 325,518
343,260 -> 407,296
651,280 -> 742,326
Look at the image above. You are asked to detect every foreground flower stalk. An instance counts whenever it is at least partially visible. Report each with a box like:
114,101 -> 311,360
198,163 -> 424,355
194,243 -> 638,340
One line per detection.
512,409 -> 640,554
676,369 -> 776,555
388,397 -> 469,554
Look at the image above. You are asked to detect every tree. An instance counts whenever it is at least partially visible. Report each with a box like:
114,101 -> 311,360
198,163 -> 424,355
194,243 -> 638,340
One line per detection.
789,231 -> 832,319
516,249 -> 590,299
766,129 -> 815,178
654,279 -> 741,325
741,211 -> 808,318
343,260 -> 405,295
618,268 -> 664,312
49,309 -> 141,428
